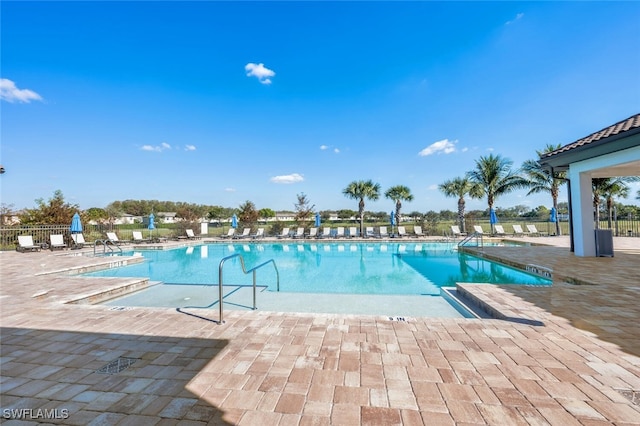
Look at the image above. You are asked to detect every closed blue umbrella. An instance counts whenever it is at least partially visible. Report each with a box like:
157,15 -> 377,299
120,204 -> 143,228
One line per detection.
315,212 -> 321,228
390,211 -> 395,226
231,214 -> 238,228
490,209 -> 498,224
148,213 -> 155,239
550,207 -> 557,223
70,213 -> 82,234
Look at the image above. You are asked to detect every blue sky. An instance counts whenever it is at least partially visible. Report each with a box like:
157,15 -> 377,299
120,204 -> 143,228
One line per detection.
2,1 -> 639,214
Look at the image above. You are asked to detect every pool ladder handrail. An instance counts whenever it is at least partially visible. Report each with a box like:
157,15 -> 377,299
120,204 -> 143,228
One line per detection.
93,239 -> 123,256
217,253 -> 280,324
458,232 -> 483,248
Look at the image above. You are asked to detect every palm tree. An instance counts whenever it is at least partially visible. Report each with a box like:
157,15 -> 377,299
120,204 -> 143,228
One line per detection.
522,144 -> 566,236
384,185 -> 414,235
343,180 -> 381,236
438,177 -> 482,234
592,177 -> 639,229
467,154 -> 528,233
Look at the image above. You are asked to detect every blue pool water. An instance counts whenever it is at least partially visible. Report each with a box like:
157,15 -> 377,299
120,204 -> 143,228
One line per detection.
85,242 -> 550,295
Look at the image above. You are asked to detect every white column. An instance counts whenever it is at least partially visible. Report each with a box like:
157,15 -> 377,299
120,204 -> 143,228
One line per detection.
570,168 -> 596,256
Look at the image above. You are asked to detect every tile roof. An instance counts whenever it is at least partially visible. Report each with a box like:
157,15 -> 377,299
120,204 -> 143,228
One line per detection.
541,113 -> 640,159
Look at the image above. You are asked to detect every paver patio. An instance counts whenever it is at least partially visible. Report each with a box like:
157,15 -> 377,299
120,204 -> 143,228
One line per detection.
1,236 -> 639,425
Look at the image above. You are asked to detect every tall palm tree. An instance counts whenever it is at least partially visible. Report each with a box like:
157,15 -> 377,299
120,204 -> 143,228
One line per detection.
384,185 -> 414,234
438,177 -> 482,234
343,180 -> 381,236
522,144 -> 566,236
467,154 -> 527,233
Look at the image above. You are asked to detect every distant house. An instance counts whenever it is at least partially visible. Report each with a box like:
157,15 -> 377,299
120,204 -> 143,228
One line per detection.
156,212 -> 178,224
114,214 -> 137,225
275,211 -> 296,222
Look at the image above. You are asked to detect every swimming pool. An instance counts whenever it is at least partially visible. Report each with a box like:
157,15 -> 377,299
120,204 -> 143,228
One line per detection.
86,242 -> 550,295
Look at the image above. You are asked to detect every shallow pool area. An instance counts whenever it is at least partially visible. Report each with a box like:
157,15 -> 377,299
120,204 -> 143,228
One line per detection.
86,242 -> 550,317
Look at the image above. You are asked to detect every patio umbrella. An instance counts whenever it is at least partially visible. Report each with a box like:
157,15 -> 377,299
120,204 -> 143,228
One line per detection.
231,214 -> 238,229
148,213 -> 155,239
70,213 -> 82,234
550,207 -> 557,223
315,212 -> 321,228
390,211 -> 395,235
490,208 -> 497,233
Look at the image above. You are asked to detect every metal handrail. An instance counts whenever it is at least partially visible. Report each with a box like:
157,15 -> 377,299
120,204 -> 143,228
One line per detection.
93,239 -> 123,256
458,232 -> 483,248
217,253 -> 279,324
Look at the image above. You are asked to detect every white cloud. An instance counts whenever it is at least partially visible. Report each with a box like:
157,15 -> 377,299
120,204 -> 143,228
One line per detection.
427,184 -> 438,190
320,145 -> 329,150
141,142 -> 171,152
224,187 -> 236,192
506,13 -> 524,25
320,145 -> 340,153
270,173 -> 304,184
461,147 -> 469,153
184,145 -> 196,151
418,139 -> 457,157
0,78 -> 43,103
245,63 -> 275,85
334,148 -> 340,153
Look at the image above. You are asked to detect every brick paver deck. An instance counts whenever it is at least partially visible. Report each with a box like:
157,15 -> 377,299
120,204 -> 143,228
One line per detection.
1,236 -> 639,425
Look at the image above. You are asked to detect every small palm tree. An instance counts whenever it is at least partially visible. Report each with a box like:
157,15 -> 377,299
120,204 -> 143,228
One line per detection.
467,154 -> 528,233
522,144 -> 566,236
438,177 -> 482,234
384,185 -> 413,235
343,180 -> 381,236
593,177 -> 639,229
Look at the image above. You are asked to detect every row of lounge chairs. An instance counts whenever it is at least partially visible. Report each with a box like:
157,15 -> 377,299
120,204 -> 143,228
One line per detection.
218,225 -> 428,239
450,224 -> 549,238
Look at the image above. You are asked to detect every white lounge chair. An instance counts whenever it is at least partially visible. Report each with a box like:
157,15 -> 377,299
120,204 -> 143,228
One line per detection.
17,235 -> 41,252
318,227 -> 332,238
365,227 -> 375,238
233,228 -> 252,239
251,228 -> 265,239
132,231 -> 151,244
106,232 -> 127,245
348,227 -> 358,238
378,226 -> 389,238
307,227 -> 318,238
512,225 -> 526,237
277,227 -> 290,239
49,234 -> 67,250
292,227 -> 305,239
526,224 -> 547,237
413,226 -> 425,238
220,228 -> 236,239
450,225 -> 466,238
71,233 -> 91,249
335,227 -> 345,238
473,225 -> 485,235
493,225 -> 506,236
186,229 -> 201,239
397,226 -> 408,238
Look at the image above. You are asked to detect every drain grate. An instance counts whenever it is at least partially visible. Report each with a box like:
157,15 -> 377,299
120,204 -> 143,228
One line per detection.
96,357 -> 139,375
616,389 -> 639,405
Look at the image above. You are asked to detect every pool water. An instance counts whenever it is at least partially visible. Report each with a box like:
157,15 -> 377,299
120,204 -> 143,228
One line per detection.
85,242 -> 550,296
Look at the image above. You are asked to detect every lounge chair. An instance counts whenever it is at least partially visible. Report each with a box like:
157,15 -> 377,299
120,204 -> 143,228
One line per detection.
493,225 -> 506,237
378,226 -> 389,238
106,232 -> 127,245
17,235 -> 41,252
71,233 -> 92,249
132,231 -> 151,244
277,227 -> 290,239
318,227 -> 332,238
512,225 -> 526,237
306,227 -> 318,238
526,224 -> 548,237
397,226 -> 408,238
186,229 -> 201,239
365,227 -> 375,238
335,227 -> 345,238
220,228 -> 236,239
348,227 -> 358,238
49,234 -> 67,250
413,226 -> 425,238
450,225 -> 467,238
292,227 -> 305,239
233,228 -> 252,239
251,228 -> 265,239
473,225 -> 485,235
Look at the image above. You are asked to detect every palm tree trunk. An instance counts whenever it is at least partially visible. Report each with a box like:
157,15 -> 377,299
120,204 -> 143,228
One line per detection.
457,198 -> 465,233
